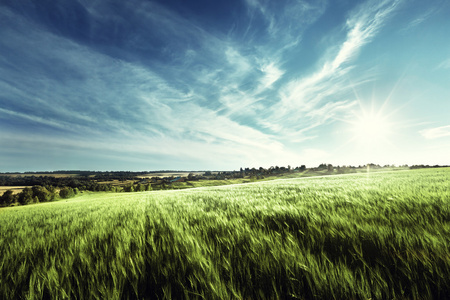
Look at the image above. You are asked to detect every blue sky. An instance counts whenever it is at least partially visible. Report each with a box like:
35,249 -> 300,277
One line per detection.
1,0 -> 449,171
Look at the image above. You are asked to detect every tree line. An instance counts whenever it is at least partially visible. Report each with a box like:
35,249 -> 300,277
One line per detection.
3,164 -> 447,207
1,186 -> 64,206
0,183 -> 129,207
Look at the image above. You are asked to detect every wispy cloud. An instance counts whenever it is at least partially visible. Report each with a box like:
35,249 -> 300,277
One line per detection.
1,0 -> 399,150
306,100 -> 358,123
0,108 -> 68,131
263,0 -> 401,140
437,58 -> 450,70
420,125 -> 450,139
400,6 -> 440,32
3,0 -> 446,170
1,2 -> 302,169
244,0 -> 326,42
258,62 -> 284,91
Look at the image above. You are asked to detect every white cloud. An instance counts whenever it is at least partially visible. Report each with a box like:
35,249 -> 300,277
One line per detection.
4,0 -> 426,170
420,125 -> 450,139
0,108 -> 67,131
244,0 -> 325,42
259,62 -> 284,90
400,7 -> 439,32
264,0 -> 401,139
225,47 -> 252,75
306,100 -> 358,122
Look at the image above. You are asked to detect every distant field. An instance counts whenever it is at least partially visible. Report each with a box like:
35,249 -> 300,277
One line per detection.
0,186 -> 31,195
137,171 -> 207,178
0,173 -> 79,178
96,179 -> 136,186
0,168 -> 448,299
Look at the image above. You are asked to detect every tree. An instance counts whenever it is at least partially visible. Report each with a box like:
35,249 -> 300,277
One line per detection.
123,185 -> 134,192
59,187 -> 75,199
18,187 -> 33,205
32,186 -> 52,202
0,190 -> 15,205
135,183 -> 145,192
318,163 -> 327,170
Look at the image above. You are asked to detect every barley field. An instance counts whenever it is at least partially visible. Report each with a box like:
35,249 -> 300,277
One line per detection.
0,168 -> 449,299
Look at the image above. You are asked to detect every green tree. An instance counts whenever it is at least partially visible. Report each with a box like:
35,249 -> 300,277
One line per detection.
318,163 -> 327,170
59,187 -> 75,199
135,183 -> 145,192
327,164 -> 333,172
123,185 -> 134,192
0,190 -> 15,205
18,187 -> 33,205
32,186 -> 52,202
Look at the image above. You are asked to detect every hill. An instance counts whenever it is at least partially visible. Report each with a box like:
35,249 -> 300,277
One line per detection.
0,168 -> 449,299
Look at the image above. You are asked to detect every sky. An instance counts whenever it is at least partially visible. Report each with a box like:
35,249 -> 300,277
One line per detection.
0,0 -> 449,172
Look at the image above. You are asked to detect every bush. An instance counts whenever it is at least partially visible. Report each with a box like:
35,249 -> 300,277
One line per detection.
59,187 -> 75,199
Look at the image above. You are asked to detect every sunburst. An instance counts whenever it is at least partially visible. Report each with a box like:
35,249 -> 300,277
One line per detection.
350,109 -> 392,147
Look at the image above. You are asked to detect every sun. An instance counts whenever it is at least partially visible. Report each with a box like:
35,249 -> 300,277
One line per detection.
352,112 -> 391,145
336,82 -> 407,164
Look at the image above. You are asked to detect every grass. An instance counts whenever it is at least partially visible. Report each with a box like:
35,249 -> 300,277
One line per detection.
170,167 -> 409,190
0,168 -> 449,299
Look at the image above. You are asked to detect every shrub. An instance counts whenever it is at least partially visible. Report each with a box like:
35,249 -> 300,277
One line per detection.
59,187 -> 75,199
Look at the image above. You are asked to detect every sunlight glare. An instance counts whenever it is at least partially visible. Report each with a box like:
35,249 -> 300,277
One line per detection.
352,112 -> 391,145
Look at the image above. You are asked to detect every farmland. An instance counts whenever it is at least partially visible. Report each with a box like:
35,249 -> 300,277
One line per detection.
0,168 -> 449,299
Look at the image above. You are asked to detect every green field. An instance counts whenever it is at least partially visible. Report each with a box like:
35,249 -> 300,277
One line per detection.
0,168 -> 449,299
